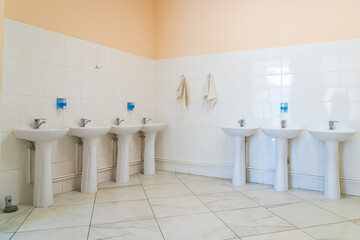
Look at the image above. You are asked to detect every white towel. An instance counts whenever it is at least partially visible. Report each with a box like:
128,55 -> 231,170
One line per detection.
204,74 -> 217,106
176,75 -> 190,108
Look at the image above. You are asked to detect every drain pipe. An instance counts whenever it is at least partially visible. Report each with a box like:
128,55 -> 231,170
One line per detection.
111,134 -> 118,166
25,142 -> 35,184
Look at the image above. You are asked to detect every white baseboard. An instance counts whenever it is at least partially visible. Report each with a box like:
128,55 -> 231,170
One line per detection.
155,158 -> 360,196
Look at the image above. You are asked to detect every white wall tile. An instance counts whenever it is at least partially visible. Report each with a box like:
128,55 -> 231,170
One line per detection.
2,56 -> 21,94
82,41 -> 97,71
111,49 -> 124,75
21,96 -> 44,128
97,45 -> 112,73
81,70 -> 97,99
64,36 -> 82,68
21,60 -> 44,96
45,31 -> 65,65
3,19 -> 23,58
1,94 -> 21,132
44,63 -> 64,97
44,97 -> 64,127
0,169 -> 20,209
63,67 -> 81,98
63,98 -> 81,127
1,133 -> 20,171
22,24 -> 45,61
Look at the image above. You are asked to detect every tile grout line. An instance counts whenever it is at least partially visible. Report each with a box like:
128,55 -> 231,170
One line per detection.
86,192 -> 97,240
173,173 -> 240,239
138,173 -> 166,240
9,206 -> 34,239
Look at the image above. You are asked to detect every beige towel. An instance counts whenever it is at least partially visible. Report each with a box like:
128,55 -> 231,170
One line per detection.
177,75 -> 190,108
204,74 -> 217,106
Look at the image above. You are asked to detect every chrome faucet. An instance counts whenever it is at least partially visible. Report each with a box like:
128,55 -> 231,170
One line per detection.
329,121 -> 338,130
115,118 -> 125,126
281,120 -> 287,129
34,118 -> 46,129
238,119 -> 245,127
142,117 -> 152,125
80,118 -> 91,127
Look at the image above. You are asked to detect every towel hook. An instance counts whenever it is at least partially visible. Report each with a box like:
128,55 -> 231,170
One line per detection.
207,73 -> 211,78
180,74 -> 185,78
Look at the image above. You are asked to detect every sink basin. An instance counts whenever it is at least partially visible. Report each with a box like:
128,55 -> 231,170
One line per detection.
15,128 -> 69,142
221,125 -> 258,137
221,125 -> 258,186
309,128 -> 355,142
261,126 -> 303,192
110,125 -> 142,182
309,128 -> 355,200
140,123 -> 166,175
110,124 -> 142,136
68,126 -> 110,193
262,127 -> 302,139
140,123 -> 166,133
14,128 -> 69,207
68,126 -> 110,139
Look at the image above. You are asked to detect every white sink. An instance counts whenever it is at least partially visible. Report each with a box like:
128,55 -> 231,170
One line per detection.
309,128 -> 355,142
68,126 -> 110,193
309,128 -> 355,200
110,125 -> 142,182
261,126 -> 302,192
262,127 -> 302,139
221,125 -> 258,186
14,127 -> 69,207
140,123 -> 166,175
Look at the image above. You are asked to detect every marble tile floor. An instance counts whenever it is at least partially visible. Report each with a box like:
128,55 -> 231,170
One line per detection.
1,171 -> 360,240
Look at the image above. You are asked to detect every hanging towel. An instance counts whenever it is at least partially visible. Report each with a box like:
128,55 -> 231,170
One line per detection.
176,75 -> 190,108
204,74 -> 217,106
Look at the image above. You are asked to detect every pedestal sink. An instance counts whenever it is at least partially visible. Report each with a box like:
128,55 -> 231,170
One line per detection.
309,128 -> 355,199
68,126 -> 110,193
14,128 -> 69,207
221,125 -> 258,186
140,123 -> 166,175
261,127 -> 302,191
110,125 -> 142,182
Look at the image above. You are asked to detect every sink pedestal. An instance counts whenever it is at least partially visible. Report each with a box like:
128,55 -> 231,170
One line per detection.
144,132 -> 156,175
274,139 -> 289,192
34,141 -> 54,207
233,136 -> 246,186
325,141 -> 340,200
116,135 -> 131,182
81,138 -> 99,193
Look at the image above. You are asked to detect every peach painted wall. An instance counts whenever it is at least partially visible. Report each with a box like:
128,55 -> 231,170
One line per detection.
155,0 -> 360,59
5,0 -> 155,59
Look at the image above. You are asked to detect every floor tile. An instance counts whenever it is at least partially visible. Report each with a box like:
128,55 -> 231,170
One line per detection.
302,221 -> 360,240
241,229 -> 315,240
185,181 -> 235,194
216,207 -> 294,237
242,189 -> 303,206
96,185 -> 146,203
89,219 -> 163,240
143,183 -> 193,199
353,219 -> 360,226
198,191 -> 259,212
92,200 -> 154,225
0,204 -> 33,233
269,202 -> 345,228
53,191 -> 95,206
18,204 -> 93,231
222,180 -> 273,192
0,233 -> 13,240
149,195 -> 209,218
288,189 -> 325,201
176,173 -> 221,183
12,226 -> 88,240
139,172 -> 182,186
157,212 -> 236,240
311,197 -> 360,220
98,175 -> 141,189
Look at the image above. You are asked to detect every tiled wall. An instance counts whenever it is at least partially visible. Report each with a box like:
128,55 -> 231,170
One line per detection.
2,19 -> 360,208
0,19 -> 154,207
154,39 -> 360,196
